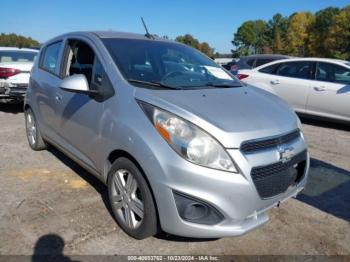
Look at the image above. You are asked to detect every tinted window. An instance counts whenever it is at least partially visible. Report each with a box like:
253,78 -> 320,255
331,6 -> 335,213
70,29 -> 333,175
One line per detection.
246,59 -> 255,67
0,51 -> 37,63
41,42 -> 62,74
276,61 -> 312,79
103,38 -> 241,89
258,63 -> 280,74
255,58 -> 274,68
316,62 -> 350,85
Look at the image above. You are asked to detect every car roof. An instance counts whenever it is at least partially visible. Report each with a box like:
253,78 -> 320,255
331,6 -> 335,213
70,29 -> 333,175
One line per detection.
0,47 -> 39,52
241,54 -> 290,59
50,31 -> 173,43
252,57 -> 350,70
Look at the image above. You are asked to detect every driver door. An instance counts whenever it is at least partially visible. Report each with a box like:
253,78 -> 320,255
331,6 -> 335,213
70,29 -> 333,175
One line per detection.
54,39 -> 112,172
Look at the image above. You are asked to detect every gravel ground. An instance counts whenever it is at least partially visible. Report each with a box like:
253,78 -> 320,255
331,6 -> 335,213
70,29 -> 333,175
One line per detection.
0,102 -> 349,256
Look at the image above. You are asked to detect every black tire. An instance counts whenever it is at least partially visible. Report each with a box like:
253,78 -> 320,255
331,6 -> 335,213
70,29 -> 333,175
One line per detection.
107,157 -> 158,239
25,108 -> 47,151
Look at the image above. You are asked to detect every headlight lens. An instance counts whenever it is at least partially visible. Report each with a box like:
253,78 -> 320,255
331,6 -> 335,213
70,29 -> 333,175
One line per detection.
139,102 -> 237,173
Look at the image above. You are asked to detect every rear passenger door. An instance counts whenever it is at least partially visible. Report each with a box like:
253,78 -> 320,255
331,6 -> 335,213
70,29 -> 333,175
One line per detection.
306,62 -> 350,121
265,61 -> 313,113
35,41 -> 64,138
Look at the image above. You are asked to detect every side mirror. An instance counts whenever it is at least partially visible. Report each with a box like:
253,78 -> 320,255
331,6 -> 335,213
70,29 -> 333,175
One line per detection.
60,74 -> 98,95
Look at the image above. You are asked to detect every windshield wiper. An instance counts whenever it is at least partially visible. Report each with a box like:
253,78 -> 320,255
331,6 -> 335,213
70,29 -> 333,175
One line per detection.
128,79 -> 179,90
205,82 -> 242,88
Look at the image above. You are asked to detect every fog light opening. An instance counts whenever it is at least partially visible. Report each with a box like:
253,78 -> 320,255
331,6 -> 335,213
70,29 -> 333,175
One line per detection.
183,203 -> 209,220
173,191 -> 224,225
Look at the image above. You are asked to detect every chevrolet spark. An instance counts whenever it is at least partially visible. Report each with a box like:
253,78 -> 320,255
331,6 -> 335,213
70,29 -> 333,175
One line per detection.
25,31 -> 309,239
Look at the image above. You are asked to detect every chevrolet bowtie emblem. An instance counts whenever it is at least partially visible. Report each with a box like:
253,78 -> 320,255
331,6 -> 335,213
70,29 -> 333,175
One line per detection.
277,145 -> 295,163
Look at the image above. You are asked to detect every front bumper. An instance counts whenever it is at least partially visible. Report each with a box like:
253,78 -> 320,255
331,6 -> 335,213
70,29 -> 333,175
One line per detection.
151,135 -> 309,238
0,80 -> 27,99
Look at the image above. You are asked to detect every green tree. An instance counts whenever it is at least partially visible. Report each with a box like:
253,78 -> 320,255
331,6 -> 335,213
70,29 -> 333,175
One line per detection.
175,34 -> 214,57
0,33 -> 40,48
232,20 -> 268,55
309,7 -> 340,57
267,14 -> 289,53
326,6 -> 350,60
285,12 -> 315,56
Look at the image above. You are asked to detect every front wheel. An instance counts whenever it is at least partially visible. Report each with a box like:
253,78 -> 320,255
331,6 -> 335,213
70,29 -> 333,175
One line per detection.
108,157 -> 158,239
25,108 -> 47,151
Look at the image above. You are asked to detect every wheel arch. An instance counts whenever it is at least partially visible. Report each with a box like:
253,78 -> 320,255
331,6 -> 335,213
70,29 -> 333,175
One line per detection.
105,149 -> 161,230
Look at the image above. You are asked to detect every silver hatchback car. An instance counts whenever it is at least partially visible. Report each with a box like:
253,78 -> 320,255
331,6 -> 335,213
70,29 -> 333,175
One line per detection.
24,31 -> 309,239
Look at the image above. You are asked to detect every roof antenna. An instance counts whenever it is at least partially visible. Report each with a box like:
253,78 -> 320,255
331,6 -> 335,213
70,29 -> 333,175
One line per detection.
141,17 -> 154,39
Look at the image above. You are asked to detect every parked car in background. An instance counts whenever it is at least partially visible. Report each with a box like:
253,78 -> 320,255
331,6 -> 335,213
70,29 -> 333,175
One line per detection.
25,31 -> 309,239
238,58 -> 350,123
234,54 -> 290,75
0,47 -> 38,102
222,60 -> 238,73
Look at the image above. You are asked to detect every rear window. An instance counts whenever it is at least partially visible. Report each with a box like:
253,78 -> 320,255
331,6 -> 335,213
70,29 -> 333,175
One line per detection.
246,59 -> 255,67
40,41 -> 62,74
0,51 -> 37,63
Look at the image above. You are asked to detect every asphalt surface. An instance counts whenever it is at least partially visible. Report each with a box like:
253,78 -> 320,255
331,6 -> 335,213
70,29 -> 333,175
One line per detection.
0,102 -> 349,256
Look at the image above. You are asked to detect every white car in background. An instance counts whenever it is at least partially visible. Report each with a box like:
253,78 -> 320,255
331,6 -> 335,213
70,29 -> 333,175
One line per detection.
238,58 -> 350,123
0,47 -> 39,101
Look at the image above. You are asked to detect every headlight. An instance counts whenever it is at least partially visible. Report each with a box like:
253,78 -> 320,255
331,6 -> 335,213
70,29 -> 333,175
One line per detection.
139,101 -> 237,173
296,116 -> 305,140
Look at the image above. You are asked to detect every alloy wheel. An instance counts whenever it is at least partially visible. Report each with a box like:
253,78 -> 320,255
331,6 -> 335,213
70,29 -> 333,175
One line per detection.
26,110 -> 37,146
111,169 -> 144,229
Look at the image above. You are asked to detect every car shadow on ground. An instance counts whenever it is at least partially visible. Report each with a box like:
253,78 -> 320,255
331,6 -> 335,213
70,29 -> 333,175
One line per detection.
297,158 -> 350,222
47,146 -> 219,242
0,101 -> 23,114
299,115 -> 350,132
47,142 -> 349,242
47,146 -> 115,221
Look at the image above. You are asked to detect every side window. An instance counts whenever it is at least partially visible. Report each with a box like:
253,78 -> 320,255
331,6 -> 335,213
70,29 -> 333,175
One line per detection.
316,62 -> 350,85
65,40 -> 95,84
276,61 -> 312,79
40,41 -> 62,74
334,65 -> 350,85
258,63 -> 280,74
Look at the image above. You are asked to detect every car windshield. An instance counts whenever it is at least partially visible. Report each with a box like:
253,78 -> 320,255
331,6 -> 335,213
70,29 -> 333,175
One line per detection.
102,38 -> 242,89
0,51 -> 37,63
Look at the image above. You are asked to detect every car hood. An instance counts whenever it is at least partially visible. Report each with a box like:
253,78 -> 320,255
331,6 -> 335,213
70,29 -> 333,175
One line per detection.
134,85 -> 299,148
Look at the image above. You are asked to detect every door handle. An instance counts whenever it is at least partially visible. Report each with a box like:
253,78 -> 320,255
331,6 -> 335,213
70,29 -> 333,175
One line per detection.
55,93 -> 63,102
270,79 -> 280,85
313,86 -> 326,92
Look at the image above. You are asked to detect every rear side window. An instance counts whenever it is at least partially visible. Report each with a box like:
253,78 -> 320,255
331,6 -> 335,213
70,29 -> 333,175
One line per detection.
258,63 -> 280,74
316,62 -> 350,85
276,61 -> 312,79
40,41 -> 62,74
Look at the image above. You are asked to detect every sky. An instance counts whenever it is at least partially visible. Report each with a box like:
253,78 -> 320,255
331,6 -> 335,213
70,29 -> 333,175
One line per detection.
1,0 -> 349,53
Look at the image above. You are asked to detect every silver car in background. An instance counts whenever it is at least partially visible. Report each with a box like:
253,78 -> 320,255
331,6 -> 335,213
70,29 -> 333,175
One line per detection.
238,58 -> 350,123
25,31 -> 309,239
